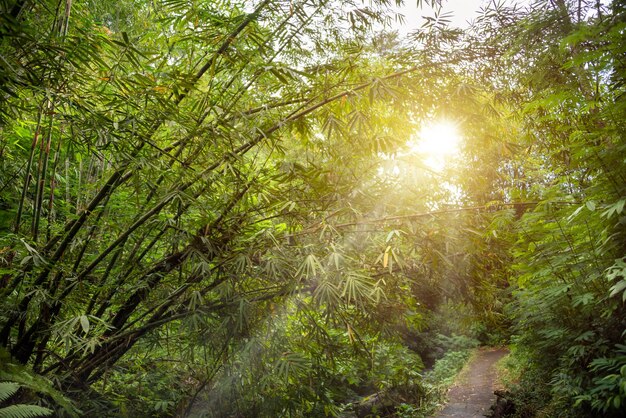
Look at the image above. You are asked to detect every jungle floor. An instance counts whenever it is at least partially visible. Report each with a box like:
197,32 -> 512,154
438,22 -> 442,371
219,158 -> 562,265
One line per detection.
433,347 -> 509,418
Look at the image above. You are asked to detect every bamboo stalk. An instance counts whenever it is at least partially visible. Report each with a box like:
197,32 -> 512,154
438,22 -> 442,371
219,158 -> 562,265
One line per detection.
75,157 -> 82,214
14,106 -> 43,234
30,124 -> 45,236
69,64 -> 431,287
38,0 -> 271,260
32,103 -> 55,242
78,286 -> 291,385
46,136 -> 62,242
92,228 -> 168,319
7,1 -> 390,366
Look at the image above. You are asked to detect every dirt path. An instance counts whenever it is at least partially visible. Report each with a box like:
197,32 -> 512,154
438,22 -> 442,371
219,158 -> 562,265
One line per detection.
433,347 -> 509,418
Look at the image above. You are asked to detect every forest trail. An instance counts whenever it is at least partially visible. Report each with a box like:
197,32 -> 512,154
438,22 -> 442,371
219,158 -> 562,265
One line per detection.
433,347 -> 509,418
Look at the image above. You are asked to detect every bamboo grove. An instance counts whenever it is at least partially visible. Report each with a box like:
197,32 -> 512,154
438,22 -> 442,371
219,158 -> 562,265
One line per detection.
0,0 -> 625,417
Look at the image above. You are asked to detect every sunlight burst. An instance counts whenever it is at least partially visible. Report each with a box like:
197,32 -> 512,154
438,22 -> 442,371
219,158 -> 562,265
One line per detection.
409,120 -> 462,171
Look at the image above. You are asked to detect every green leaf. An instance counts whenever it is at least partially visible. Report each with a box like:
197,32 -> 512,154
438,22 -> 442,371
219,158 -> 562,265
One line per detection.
0,382 -> 20,403
297,254 -> 323,279
0,405 -> 53,418
275,352 -> 309,382
79,316 -> 90,334
341,271 -> 375,304
602,199 -> 626,219
313,279 -> 340,306
609,280 -> 626,302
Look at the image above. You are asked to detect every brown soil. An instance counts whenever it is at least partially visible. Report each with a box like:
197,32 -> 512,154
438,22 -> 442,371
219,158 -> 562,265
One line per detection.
433,347 -> 509,418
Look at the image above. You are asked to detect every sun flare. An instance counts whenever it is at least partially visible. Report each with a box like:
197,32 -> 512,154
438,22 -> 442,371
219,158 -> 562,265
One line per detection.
409,120 -> 462,171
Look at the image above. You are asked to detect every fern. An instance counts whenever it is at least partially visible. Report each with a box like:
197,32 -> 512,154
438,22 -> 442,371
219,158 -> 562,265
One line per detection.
0,371 -> 74,415
0,349 -> 79,417
0,381 -> 53,418
0,383 -> 20,404
0,405 -> 53,418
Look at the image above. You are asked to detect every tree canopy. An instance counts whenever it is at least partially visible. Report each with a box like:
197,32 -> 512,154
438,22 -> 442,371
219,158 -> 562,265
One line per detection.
0,0 -> 625,417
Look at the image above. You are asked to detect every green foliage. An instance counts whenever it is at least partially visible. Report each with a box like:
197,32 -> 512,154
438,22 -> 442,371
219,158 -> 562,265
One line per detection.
496,347 -> 559,418
185,300 -> 428,417
465,1 -> 626,416
0,0 -> 624,416
0,349 -> 78,418
394,403 -> 420,418
574,344 -> 626,413
0,405 -> 53,418
0,371 -> 53,418
1,3 -> 451,415
0,384 -> 20,404
425,350 -> 474,388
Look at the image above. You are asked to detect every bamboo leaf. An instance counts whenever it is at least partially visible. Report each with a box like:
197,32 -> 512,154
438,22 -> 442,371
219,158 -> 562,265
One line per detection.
79,316 -> 90,334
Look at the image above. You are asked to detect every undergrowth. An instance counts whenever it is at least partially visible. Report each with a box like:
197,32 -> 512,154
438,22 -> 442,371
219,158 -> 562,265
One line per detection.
498,344 -> 626,418
408,334 -> 479,417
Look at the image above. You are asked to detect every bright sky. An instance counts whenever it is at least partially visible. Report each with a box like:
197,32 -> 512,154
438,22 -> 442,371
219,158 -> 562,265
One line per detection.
395,0 -> 530,32
399,0 -> 483,29
392,0 -> 532,172
409,120 -> 463,171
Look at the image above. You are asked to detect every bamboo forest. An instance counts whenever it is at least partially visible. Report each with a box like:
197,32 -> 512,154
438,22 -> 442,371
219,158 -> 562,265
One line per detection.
0,0 -> 625,417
